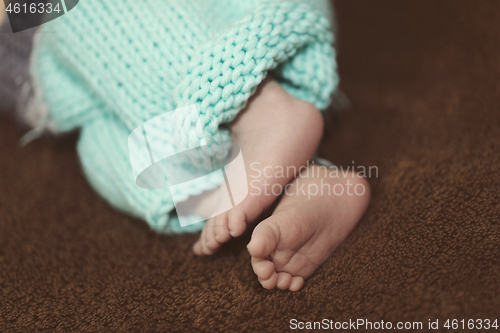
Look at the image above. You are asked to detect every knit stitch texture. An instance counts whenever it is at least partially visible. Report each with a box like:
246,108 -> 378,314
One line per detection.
30,0 -> 338,233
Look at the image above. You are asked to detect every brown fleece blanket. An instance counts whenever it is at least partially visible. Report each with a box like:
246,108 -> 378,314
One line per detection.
1,1 -> 499,331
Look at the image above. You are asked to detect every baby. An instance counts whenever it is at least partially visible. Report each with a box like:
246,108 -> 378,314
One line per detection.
0,0 -> 369,291
191,78 -> 370,291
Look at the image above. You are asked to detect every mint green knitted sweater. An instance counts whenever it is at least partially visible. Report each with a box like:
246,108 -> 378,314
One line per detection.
30,0 -> 338,233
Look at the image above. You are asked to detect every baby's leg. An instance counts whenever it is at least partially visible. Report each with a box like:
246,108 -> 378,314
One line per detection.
193,78 -> 324,255
248,165 -> 370,291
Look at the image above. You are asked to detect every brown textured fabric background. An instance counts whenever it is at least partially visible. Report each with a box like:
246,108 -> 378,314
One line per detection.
1,1 -> 499,332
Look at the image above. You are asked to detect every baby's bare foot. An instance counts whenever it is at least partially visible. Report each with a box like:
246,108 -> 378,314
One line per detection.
193,79 -> 324,255
247,166 -> 370,291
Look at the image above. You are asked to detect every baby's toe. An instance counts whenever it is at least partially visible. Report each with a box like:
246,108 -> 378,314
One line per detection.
227,208 -> 246,237
214,212 -> 231,243
192,240 -> 203,255
258,271 -> 279,290
251,257 -> 276,280
251,258 -> 280,289
202,219 -> 220,254
289,276 -> 304,292
247,219 -> 279,258
194,219 -> 215,255
193,220 -> 212,255
197,227 -> 210,255
276,272 -> 292,290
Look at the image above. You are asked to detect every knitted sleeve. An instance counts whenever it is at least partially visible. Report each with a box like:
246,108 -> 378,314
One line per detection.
173,2 -> 337,159
29,0 -> 338,233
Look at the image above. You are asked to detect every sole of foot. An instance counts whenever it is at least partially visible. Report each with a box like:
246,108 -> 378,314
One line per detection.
247,166 -> 370,291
